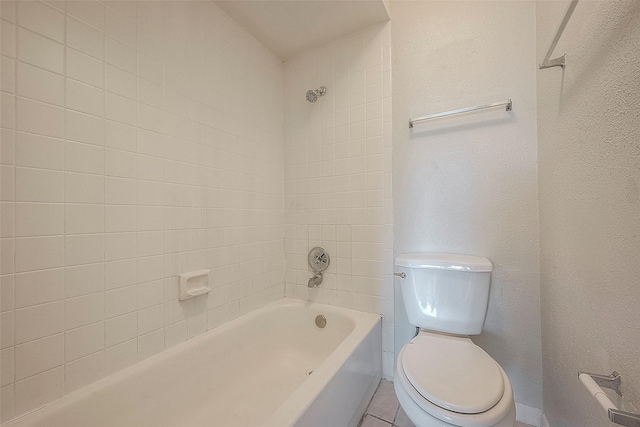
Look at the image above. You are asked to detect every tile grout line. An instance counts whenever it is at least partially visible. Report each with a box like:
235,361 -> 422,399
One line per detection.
366,412 -> 395,425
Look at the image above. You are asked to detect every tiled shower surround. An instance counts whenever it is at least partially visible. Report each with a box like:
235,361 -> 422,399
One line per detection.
283,23 -> 394,375
0,1 -> 285,421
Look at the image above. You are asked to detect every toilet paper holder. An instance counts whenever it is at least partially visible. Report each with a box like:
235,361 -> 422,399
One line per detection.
578,371 -> 640,427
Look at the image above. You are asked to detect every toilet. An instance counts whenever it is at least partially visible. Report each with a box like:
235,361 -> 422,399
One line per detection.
394,253 -> 516,427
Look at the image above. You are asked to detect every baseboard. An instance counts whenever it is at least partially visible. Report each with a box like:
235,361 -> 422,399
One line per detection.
541,413 -> 551,427
516,403 -> 543,427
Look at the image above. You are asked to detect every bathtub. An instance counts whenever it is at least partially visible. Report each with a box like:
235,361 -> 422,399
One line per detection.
6,298 -> 382,427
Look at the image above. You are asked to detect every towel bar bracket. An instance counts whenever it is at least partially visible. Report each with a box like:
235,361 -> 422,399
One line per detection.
580,370 -> 622,397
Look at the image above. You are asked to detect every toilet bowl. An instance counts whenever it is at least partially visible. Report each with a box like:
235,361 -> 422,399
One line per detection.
393,253 -> 516,427
394,331 -> 516,427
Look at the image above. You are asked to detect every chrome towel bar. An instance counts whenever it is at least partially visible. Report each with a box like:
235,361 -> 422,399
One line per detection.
408,99 -> 512,129
579,371 -> 640,427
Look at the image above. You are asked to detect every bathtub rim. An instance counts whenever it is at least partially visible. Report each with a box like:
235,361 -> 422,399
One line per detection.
4,297 -> 382,427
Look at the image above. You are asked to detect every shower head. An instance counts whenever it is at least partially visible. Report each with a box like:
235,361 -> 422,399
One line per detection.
306,90 -> 318,103
306,86 -> 326,103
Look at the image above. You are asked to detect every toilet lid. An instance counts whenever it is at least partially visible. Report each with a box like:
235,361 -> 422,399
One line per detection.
401,334 -> 504,414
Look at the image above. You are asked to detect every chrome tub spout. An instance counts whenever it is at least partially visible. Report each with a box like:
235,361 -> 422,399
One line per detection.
308,272 -> 323,288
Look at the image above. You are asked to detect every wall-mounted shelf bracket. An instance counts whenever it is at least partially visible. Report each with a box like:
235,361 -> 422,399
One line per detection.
539,0 -> 579,70
539,54 -> 567,70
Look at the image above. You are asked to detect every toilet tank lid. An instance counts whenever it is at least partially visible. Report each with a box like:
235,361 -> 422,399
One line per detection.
395,253 -> 493,272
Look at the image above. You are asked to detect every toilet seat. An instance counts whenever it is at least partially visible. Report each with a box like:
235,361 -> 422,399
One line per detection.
393,330 -> 515,427
401,333 -> 504,414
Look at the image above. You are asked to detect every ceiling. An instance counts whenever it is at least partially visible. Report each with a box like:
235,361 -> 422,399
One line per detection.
214,0 -> 390,61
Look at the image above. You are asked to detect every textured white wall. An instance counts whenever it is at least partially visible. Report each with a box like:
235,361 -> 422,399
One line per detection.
282,22 -> 395,377
0,1 -> 283,421
537,1 -> 640,425
391,0 -> 542,415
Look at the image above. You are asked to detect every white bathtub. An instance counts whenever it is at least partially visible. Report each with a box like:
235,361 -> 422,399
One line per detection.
6,298 -> 382,427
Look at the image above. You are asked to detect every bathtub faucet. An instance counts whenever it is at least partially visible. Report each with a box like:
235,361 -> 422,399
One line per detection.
308,272 -> 323,288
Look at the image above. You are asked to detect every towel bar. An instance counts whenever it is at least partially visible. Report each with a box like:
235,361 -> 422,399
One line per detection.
408,99 -> 512,129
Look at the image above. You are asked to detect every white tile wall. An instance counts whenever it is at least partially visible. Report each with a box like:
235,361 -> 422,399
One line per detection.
282,22 -> 394,377
0,1 -> 284,421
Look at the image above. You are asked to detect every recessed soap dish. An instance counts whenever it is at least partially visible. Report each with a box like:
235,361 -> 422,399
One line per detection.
179,269 -> 211,301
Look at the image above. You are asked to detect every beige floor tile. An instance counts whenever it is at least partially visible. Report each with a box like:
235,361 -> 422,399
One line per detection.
361,414 -> 392,427
366,380 -> 399,423
393,406 -> 415,427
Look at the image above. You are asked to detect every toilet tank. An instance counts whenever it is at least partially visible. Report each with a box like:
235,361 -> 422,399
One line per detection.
395,253 -> 493,335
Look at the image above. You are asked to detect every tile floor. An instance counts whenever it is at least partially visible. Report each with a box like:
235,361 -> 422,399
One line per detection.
359,380 -> 533,427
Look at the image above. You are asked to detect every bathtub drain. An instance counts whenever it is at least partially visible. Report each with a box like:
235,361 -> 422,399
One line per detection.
315,315 -> 327,328
306,369 -> 314,376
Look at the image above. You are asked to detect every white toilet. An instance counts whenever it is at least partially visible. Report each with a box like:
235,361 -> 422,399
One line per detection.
394,253 -> 516,427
